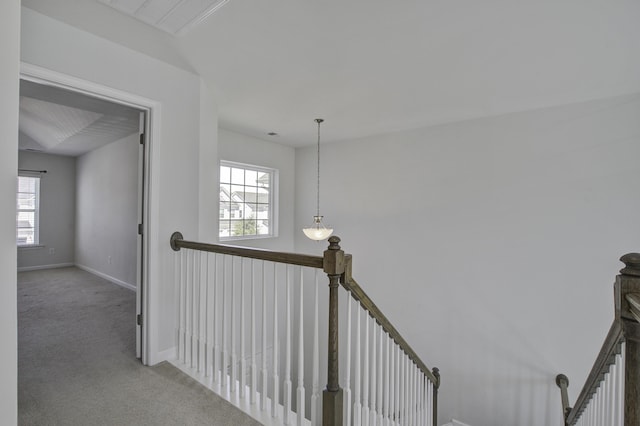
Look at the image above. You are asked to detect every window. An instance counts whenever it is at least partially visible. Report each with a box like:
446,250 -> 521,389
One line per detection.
16,175 -> 40,246
219,161 -> 276,240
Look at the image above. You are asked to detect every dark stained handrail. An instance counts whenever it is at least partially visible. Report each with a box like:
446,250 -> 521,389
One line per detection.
170,231 -> 440,425
170,231 -> 324,268
564,320 -> 623,425
560,253 -> 640,426
340,255 -> 439,386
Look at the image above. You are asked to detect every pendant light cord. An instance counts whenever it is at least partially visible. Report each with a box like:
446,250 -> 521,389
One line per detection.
315,118 -> 323,218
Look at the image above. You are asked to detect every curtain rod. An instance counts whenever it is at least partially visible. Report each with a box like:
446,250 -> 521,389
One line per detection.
18,169 -> 47,174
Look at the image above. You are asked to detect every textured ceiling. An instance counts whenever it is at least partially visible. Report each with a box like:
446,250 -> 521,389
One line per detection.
19,80 -> 142,157
97,0 -> 229,35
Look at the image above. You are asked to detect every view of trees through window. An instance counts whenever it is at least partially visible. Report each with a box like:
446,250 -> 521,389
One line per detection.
219,162 -> 273,239
17,175 -> 40,246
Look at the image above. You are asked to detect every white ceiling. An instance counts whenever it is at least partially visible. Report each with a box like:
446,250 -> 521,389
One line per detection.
19,80 -> 141,157
97,0 -> 229,35
20,0 -> 640,148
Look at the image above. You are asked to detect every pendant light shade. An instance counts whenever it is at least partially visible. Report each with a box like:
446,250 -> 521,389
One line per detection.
303,119 -> 333,241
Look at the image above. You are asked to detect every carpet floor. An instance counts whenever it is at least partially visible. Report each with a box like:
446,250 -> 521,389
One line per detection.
18,266 -> 261,426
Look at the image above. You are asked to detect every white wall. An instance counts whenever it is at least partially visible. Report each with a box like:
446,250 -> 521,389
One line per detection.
0,1 -> 20,423
219,128 -> 296,251
21,7 -> 209,364
18,151 -> 75,270
295,94 -> 640,426
75,133 -> 139,288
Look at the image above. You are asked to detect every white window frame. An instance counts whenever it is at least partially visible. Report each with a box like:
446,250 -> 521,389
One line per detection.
219,160 -> 278,241
17,174 -> 41,247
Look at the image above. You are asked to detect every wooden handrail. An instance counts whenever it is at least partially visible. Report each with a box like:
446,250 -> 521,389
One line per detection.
564,320 -> 623,425
341,271 -> 439,386
170,231 -> 439,425
560,253 -> 640,426
170,231 -> 324,268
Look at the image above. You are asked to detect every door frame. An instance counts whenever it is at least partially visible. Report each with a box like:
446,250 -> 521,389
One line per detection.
20,62 -> 158,365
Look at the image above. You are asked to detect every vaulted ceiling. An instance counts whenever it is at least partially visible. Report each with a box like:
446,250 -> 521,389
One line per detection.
21,0 -> 640,147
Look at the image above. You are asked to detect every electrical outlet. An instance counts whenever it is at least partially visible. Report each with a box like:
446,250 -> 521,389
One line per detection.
49,247 -> 55,255
108,256 -> 112,264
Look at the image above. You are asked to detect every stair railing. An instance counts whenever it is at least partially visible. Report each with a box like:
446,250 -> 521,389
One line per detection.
170,232 -> 439,425
556,253 -> 640,426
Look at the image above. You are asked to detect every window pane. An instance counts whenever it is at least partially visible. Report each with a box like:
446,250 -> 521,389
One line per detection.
230,168 -> 244,185
245,169 -> 258,186
17,176 -> 37,193
257,172 -> 270,188
219,220 -> 231,237
220,166 -> 231,184
230,185 -> 244,199
244,190 -> 258,203
17,193 -> 37,210
220,202 -> 230,219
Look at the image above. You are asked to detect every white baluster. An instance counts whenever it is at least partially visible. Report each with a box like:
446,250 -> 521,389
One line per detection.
297,268 -> 305,426
284,266 -> 292,424
616,352 -> 622,426
393,345 -> 402,424
377,325 -> 383,425
231,257 -> 237,393
404,355 -> 409,426
250,259 -> 257,404
362,314 -> 370,425
213,254 -> 220,385
384,333 -> 389,426
221,255 -> 228,389
418,373 -> 423,426
353,305 -> 362,426
178,250 -> 185,363
311,270 -> 321,426
272,265 -> 279,418
261,261 -> 268,411
240,258 -> 246,398
204,254 -> 210,377
371,319 -> 377,425
198,252 -> 205,373
194,251 -> 200,370
388,339 -> 395,426
343,295 -> 352,426
408,360 -> 413,426
186,250 -> 193,368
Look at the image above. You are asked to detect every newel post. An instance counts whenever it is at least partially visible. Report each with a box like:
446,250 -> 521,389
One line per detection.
616,253 -> 640,426
555,374 -> 571,425
323,236 -> 345,426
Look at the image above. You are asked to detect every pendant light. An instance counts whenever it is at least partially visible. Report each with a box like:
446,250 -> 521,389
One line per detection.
303,119 -> 333,241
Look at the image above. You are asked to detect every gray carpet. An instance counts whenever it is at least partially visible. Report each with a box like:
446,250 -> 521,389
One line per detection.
18,266 -> 261,426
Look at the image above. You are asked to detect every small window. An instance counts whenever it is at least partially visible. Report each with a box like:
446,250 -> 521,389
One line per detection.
17,175 -> 40,246
220,161 -> 276,240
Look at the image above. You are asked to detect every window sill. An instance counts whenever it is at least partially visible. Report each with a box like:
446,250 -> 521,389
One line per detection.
18,244 -> 45,250
220,235 -> 276,243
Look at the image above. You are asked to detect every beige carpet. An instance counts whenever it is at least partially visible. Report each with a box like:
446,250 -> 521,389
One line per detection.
18,266 -> 261,426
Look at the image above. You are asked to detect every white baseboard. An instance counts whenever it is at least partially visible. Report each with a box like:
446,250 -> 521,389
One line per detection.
155,346 -> 177,364
442,420 -> 473,426
75,263 -> 136,292
18,262 -> 74,272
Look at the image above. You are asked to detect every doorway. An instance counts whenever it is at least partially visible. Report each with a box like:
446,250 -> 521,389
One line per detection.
18,66 -> 153,362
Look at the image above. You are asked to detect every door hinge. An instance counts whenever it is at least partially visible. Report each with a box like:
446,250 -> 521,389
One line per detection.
138,223 -> 143,235
139,133 -> 145,145
137,314 -> 143,326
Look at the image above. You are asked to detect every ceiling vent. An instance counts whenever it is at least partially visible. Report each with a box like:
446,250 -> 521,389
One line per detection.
98,0 -> 229,35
